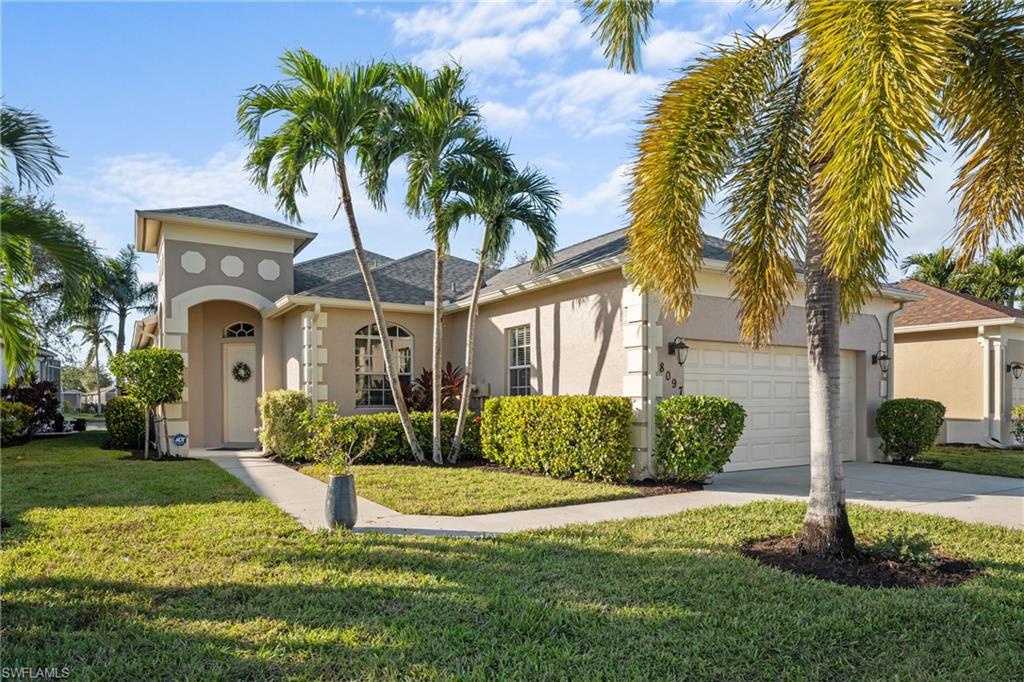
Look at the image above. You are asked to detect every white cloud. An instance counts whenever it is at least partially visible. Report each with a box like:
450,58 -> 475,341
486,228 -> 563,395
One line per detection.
563,162 -> 632,215
392,3 -> 590,75
481,100 -> 529,129
643,29 -> 707,68
528,69 -> 659,135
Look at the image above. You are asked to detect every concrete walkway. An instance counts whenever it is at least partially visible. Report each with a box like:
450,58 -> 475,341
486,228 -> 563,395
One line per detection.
195,449 -> 1024,537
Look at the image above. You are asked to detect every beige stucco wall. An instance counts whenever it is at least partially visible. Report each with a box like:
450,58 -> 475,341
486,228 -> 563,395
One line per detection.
893,328 -> 981,420
318,307 -> 434,414
658,277 -> 888,461
282,309 -> 304,392
443,269 -> 627,398
187,300 -> 263,448
163,235 -> 293,321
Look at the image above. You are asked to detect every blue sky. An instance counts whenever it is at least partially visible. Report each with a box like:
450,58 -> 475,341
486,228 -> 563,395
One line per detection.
4,1 -> 961,362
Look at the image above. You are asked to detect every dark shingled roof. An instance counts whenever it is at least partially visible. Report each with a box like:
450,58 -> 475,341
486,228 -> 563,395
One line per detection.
293,249 -> 393,293
471,228 -> 735,298
300,250 -> 483,305
144,204 -> 309,235
894,280 -> 1024,327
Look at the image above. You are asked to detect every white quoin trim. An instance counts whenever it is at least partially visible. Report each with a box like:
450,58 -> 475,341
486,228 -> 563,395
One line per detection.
165,285 -> 274,333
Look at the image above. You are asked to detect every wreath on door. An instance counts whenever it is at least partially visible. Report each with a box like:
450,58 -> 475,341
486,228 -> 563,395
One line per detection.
231,361 -> 252,383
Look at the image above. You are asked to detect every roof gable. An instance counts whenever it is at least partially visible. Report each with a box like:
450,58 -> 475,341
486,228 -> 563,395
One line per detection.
894,280 -> 1024,327
135,204 -> 316,254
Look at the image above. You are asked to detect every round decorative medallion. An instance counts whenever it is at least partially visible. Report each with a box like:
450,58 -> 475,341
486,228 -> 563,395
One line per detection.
231,361 -> 252,383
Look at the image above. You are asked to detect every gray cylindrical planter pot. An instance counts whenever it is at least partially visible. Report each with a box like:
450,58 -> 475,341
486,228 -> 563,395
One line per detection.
324,473 -> 358,529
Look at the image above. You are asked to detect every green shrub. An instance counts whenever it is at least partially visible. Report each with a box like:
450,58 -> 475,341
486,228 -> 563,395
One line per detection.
655,395 -> 746,482
105,396 -> 146,449
1,401 -> 34,444
1012,404 -> 1024,445
480,395 -> 634,482
258,390 -> 311,460
327,410 -> 481,464
301,402 -> 375,473
876,398 -> 946,463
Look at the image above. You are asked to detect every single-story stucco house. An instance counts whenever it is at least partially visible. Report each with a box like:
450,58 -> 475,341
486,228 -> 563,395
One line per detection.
131,204 -> 919,475
893,279 -> 1024,447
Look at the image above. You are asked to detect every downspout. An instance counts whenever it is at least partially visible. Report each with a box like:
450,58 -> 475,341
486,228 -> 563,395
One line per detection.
884,302 -> 904,401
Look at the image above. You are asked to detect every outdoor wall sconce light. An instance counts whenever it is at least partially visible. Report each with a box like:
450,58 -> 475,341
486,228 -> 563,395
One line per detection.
872,351 -> 890,378
668,336 -> 690,367
1007,362 -> 1024,380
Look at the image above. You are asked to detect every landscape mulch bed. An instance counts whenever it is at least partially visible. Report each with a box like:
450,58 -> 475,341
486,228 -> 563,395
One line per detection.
883,460 -> 944,470
741,536 -> 981,589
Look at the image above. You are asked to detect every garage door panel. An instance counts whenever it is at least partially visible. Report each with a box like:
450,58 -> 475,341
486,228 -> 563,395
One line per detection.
682,340 -> 857,471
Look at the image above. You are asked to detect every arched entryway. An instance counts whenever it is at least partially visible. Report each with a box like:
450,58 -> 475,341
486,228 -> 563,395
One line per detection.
187,300 -> 263,448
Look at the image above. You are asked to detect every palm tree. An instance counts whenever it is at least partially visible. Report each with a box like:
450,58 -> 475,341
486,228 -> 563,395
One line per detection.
238,50 -> 425,461
1,105 -> 65,191
388,63 -> 507,464
100,245 -> 157,355
963,245 -> 1024,307
901,247 -> 958,289
582,0 -> 1024,557
1,106 -> 98,374
69,309 -> 115,414
440,156 -> 560,462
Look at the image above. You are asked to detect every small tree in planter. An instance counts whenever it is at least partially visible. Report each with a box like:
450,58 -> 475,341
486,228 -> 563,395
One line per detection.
109,348 -> 184,459
302,402 -> 375,529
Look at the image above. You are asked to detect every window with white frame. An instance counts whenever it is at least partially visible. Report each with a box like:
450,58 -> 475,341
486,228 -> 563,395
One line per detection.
354,323 -> 413,407
507,325 -> 531,395
224,322 -> 255,338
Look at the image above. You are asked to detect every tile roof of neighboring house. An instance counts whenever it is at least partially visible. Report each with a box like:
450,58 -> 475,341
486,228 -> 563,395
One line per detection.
293,249 -> 393,293
299,250 -> 483,305
144,204 -> 310,235
472,228 -> 736,298
894,279 -> 1024,327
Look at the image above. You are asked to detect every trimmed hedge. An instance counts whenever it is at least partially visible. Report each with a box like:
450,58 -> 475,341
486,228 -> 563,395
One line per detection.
258,390 -> 311,461
655,395 -> 746,482
337,411 -> 481,464
481,395 -> 634,482
1012,404 -> 1024,445
876,398 -> 946,463
105,396 -> 146,449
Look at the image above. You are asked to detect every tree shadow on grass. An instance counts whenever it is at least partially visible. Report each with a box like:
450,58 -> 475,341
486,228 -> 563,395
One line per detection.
3,524 -> 1022,680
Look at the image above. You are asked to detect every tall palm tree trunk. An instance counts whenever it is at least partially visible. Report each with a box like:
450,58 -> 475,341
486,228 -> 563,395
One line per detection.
115,305 -> 127,356
337,158 -> 424,461
94,346 -> 103,416
449,228 -> 489,463
431,203 -> 445,464
799,171 -> 856,558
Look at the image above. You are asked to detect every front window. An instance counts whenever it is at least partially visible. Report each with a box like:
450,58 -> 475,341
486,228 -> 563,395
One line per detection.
507,325 -> 531,396
354,323 -> 413,407
224,322 -> 255,338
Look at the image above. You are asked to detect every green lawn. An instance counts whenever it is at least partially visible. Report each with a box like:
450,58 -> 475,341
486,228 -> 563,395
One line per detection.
917,445 -> 1024,478
62,411 -> 105,422
3,433 -> 1023,680
299,461 -> 642,515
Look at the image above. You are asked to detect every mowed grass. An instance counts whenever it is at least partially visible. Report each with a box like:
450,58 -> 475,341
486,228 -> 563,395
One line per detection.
2,432 -> 1023,680
298,462 -> 641,515
918,445 -> 1024,478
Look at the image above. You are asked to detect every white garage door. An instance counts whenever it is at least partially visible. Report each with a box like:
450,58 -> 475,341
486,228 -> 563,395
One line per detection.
681,341 -> 856,471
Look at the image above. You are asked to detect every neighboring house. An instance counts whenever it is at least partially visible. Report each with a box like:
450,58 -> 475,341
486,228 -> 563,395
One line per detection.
132,204 -> 918,474
0,345 -> 62,389
82,386 -> 118,408
893,279 -> 1024,447
62,389 -> 83,412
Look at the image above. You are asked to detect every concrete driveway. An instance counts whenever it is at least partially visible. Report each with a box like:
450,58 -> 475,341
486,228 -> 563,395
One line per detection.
710,462 -> 1024,529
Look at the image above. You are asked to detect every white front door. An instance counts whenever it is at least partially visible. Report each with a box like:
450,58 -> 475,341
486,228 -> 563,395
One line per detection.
223,343 -> 257,444
682,341 -> 856,471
